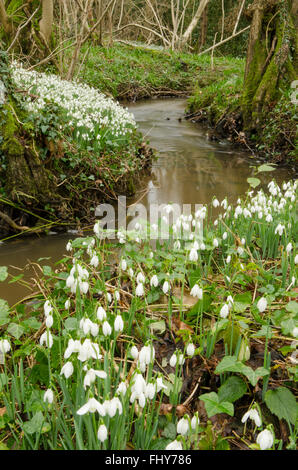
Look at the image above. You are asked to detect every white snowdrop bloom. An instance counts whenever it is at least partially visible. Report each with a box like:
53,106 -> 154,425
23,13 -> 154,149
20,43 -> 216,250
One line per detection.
241,238 -> 246,245
131,372 -> 147,400
90,254 -> 99,268
131,345 -> 139,359
186,343 -> 195,357
220,304 -> 229,319
256,429 -> 274,450
213,238 -> 219,248
266,214 -> 273,223
189,248 -> 198,262
169,353 -> 177,368
79,281 -> 89,295
170,351 -> 184,368
257,297 -> 267,313
241,408 -> 262,427
97,424 -> 108,443
286,242 -> 293,254
227,295 -> 234,307
60,361 -> 74,379
237,246 -> 244,256
43,389 -> 54,404
136,272 -> 145,284
145,382 -> 156,400
135,282 -> 145,297
295,254 -> 298,264
40,331 -> 53,348
162,281 -> 170,294
45,314 -> 53,328
138,392 -> 146,408
83,368 -> 107,389
156,377 -> 168,393
114,291 -> 120,302
120,259 -> 127,271
116,381 -> 127,396
128,268 -> 134,277
214,219 -> 218,227
0,339 -> 11,354
90,322 -> 99,337
139,344 -> 155,366
212,198 -> 220,208
106,292 -> 112,304
193,241 -> 199,250
174,240 -> 181,250
97,306 -> 107,321
65,299 -> 70,309
200,242 -> 206,250
177,417 -> 189,436
150,274 -> 159,288
102,321 -> 112,336
226,255 -> 231,264
243,208 -> 251,218
165,440 -> 183,450
222,232 -> 228,240
275,223 -> 285,236
44,300 -> 53,317
114,315 -> 124,332
190,284 -> 203,299
78,339 -> 102,362
64,339 -> 81,359
191,413 -> 200,430
66,274 -> 76,291
292,327 -> 298,338
77,398 -> 106,416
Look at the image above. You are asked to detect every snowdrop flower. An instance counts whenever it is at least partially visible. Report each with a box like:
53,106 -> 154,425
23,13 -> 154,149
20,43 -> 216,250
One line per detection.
212,198 -> 220,208
170,351 -> 184,368
150,274 -> 159,288
222,232 -> 228,240
145,382 -> 156,400
79,281 -> 89,295
136,272 -> 145,284
135,282 -> 145,297
77,397 -> 106,416
275,224 -> 285,236
237,246 -> 244,256
292,327 -> 298,338
213,238 -> 219,248
170,353 -> 177,368
43,389 -> 54,404
78,339 -> 101,361
286,242 -> 293,254
64,338 -> 81,359
97,424 -> 108,442
200,242 -> 206,250
97,306 -> 107,321
114,290 -> 120,302
191,413 -> 200,430
186,343 -> 195,357
114,314 -> 124,332
44,300 -> 53,317
295,254 -> 298,264
66,241 -> 72,252
139,344 -> 155,367
256,429 -> 274,450
257,297 -> 267,313
190,284 -> 203,299
189,248 -> 198,262
90,254 -> 99,268
226,255 -> 231,264
65,299 -> 70,309
83,368 -> 107,389
116,381 -> 127,396
165,440 -> 183,450
40,331 -> 53,348
45,314 -> 53,328
0,339 -> 11,354
60,361 -> 74,379
220,304 -> 229,319
102,321 -> 112,336
156,376 -> 168,393
177,417 -> 189,436
162,281 -> 170,294
106,292 -> 112,303
241,408 -> 262,427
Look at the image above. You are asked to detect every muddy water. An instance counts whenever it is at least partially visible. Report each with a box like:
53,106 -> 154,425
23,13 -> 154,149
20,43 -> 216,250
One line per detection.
0,98 -> 294,306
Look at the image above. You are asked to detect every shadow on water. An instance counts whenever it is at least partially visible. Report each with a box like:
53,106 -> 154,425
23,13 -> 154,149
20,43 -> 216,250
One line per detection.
0,98 -> 295,305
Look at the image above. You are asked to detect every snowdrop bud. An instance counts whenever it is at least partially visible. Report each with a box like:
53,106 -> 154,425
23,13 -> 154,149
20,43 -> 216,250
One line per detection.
0,339 -> 10,354
213,238 -> 219,248
90,322 -> 99,337
286,242 -> 293,254
200,242 -> 206,250
107,292 -> 112,303
226,255 -> 231,264
114,315 -> 124,332
40,331 -> 53,348
97,424 -> 108,442
130,345 -> 139,360
189,248 -> 198,262
65,299 -> 70,309
66,242 -> 72,251
44,300 -> 53,317
116,381 -> 127,395
43,389 -> 54,404
60,361 -> 74,379
145,382 -> 156,400
90,255 -> 99,267
256,429 -> 274,450
257,297 -> 267,313
191,413 -> 200,430
186,343 -> 195,357
136,272 -> 145,284
138,392 -> 146,408
220,304 -> 229,319
102,321 -> 112,336
135,282 -> 144,297
222,232 -> 227,240
120,259 -> 127,271
212,198 -> 219,208
79,281 -> 89,294
169,353 -> 177,368
97,306 -> 107,321
177,417 -> 189,436
162,281 -> 170,294
295,254 -> 298,264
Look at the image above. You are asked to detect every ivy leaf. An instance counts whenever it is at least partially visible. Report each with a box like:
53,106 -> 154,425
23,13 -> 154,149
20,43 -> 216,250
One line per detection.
240,365 -> 270,386
247,177 -> 261,189
265,387 -> 297,425
162,423 -> 176,440
200,392 -> 234,417
22,411 -> 44,435
257,164 -> 276,173
7,322 -> 25,340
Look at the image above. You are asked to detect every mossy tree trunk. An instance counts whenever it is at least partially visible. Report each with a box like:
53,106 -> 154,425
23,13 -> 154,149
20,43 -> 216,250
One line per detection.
0,53 -> 58,232
241,0 -> 298,133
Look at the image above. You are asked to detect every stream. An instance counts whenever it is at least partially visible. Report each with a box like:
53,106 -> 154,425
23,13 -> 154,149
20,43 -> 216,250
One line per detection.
0,98 -> 295,306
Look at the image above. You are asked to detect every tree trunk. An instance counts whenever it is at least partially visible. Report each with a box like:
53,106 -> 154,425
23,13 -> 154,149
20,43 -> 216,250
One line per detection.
39,0 -> 54,45
241,0 -> 298,132
179,0 -> 210,49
